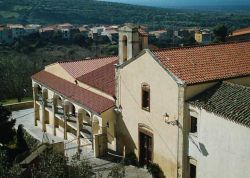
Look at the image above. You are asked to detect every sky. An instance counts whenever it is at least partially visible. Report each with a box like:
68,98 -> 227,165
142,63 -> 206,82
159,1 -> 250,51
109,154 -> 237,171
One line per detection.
99,0 -> 250,7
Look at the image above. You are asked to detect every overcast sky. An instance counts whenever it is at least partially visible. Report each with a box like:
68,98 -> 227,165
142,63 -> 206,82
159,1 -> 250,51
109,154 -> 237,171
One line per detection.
99,0 -> 250,7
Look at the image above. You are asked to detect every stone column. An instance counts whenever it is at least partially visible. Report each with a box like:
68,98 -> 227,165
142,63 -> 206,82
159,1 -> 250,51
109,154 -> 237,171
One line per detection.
33,87 -> 38,126
41,89 -> 47,132
52,97 -> 57,136
77,112 -> 83,153
41,99 -> 46,132
63,103 -> 69,140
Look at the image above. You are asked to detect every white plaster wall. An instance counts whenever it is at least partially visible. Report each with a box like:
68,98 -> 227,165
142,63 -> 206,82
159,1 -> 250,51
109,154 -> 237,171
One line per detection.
119,51 -> 179,178
189,107 -> 250,178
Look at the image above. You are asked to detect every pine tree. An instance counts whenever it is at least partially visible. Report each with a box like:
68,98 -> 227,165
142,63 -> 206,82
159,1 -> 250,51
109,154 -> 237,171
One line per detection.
0,105 -> 16,145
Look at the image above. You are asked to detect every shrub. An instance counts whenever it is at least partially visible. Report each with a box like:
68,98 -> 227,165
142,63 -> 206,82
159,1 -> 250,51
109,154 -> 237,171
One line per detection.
108,164 -> 125,178
147,163 -> 165,178
123,152 -> 138,167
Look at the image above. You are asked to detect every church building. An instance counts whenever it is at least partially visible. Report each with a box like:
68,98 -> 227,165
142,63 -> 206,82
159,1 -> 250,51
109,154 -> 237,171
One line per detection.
32,23 -> 250,178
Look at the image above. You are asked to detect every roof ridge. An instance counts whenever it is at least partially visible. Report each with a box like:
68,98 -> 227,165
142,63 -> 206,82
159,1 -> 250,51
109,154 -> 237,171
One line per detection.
223,81 -> 250,90
58,55 -> 118,64
152,40 -> 250,53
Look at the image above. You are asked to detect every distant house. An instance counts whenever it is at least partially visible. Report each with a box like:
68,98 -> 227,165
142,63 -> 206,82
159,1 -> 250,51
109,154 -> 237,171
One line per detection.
0,26 -> 13,44
194,29 -> 212,44
24,24 -> 41,36
57,23 -> 74,40
101,29 -> 118,43
7,24 -> 25,40
89,26 -> 105,40
79,27 -> 89,38
39,27 -> 55,39
149,30 -> 167,38
227,27 -> 250,42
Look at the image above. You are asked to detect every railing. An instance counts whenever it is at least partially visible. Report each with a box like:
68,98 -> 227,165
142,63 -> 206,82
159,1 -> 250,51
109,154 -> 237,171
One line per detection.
45,99 -> 53,108
56,106 -> 64,115
67,113 -> 77,123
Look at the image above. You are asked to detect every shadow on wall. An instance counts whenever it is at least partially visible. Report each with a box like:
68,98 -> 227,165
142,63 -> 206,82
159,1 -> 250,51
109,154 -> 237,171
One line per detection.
199,142 -> 209,157
116,115 -> 137,156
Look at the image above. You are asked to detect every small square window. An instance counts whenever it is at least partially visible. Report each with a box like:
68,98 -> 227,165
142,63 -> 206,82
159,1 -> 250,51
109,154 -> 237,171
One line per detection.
142,84 -> 150,111
190,116 -> 197,133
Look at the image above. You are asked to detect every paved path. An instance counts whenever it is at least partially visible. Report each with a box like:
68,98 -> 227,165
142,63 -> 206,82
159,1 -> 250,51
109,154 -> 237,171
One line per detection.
12,109 -> 152,178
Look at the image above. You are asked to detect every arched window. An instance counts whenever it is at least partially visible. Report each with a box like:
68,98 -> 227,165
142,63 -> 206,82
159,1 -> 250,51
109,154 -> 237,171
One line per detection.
71,104 -> 76,117
122,35 -> 128,61
37,85 -> 42,95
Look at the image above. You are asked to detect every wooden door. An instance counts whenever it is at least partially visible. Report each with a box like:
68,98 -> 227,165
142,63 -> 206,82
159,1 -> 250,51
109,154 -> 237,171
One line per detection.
139,132 -> 153,166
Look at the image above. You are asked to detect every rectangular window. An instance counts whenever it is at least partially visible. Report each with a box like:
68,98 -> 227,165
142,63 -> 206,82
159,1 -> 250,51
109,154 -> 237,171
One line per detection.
142,84 -> 150,111
190,163 -> 196,178
190,116 -> 197,133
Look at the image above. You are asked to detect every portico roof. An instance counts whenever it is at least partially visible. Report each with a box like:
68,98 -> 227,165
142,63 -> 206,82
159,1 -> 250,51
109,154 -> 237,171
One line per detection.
32,71 -> 115,114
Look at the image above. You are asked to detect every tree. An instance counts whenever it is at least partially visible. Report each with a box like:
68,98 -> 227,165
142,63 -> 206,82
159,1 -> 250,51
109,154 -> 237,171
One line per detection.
213,24 -> 228,42
0,149 -> 8,177
0,105 -> 16,145
30,149 -> 67,178
68,154 -> 93,178
2,55 -> 33,102
73,33 -> 86,46
16,124 -> 29,154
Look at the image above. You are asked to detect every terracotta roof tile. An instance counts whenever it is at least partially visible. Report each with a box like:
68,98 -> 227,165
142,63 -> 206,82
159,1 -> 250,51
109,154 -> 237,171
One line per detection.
138,28 -> 148,37
77,60 -> 117,96
152,41 -> 250,84
189,82 -> 250,127
59,56 -> 117,79
32,71 -> 115,113
232,27 -> 250,36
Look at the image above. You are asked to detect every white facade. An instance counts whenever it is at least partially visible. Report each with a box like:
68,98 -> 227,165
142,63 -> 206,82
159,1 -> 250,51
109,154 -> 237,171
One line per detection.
189,106 -> 250,178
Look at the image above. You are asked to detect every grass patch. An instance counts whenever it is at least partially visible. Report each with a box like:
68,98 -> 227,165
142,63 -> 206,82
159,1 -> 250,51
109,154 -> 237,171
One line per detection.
0,11 -> 19,18
1,96 -> 33,105
13,5 -> 32,11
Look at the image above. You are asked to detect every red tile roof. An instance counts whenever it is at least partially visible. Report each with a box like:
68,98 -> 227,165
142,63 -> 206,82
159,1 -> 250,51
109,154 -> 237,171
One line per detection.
232,27 -> 250,36
32,71 -> 115,113
77,60 -> 117,96
138,28 -> 148,37
152,41 -> 250,84
59,56 -> 117,78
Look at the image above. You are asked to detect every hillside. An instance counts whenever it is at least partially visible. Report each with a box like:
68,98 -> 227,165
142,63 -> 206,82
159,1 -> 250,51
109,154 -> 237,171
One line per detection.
1,0 -> 250,29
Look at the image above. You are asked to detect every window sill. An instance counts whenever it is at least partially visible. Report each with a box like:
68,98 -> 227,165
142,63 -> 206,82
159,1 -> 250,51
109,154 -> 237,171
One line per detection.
189,132 -> 198,138
142,107 -> 150,112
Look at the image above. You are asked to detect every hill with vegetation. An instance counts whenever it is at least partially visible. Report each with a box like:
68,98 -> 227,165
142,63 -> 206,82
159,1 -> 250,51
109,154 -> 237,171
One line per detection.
1,0 -> 250,30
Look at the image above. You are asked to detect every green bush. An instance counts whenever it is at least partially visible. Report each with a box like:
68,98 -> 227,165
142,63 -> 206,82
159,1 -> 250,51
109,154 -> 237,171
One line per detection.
108,164 -> 125,178
123,152 -> 138,167
147,163 -> 165,178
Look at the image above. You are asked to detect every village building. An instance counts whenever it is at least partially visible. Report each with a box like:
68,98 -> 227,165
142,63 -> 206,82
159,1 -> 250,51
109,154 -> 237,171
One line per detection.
79,27 -> 89,38
7,24 -> 25,40
32,23 -> 250,178
0,26 -> 13,44
149,30 -> 167,38
194,29 -> 212,44
227,27 -> 250,42
24,24 -> 41,36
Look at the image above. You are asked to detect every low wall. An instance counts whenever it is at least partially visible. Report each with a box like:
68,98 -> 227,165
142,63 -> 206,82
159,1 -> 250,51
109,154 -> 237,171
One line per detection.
4,101 -> 34,111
